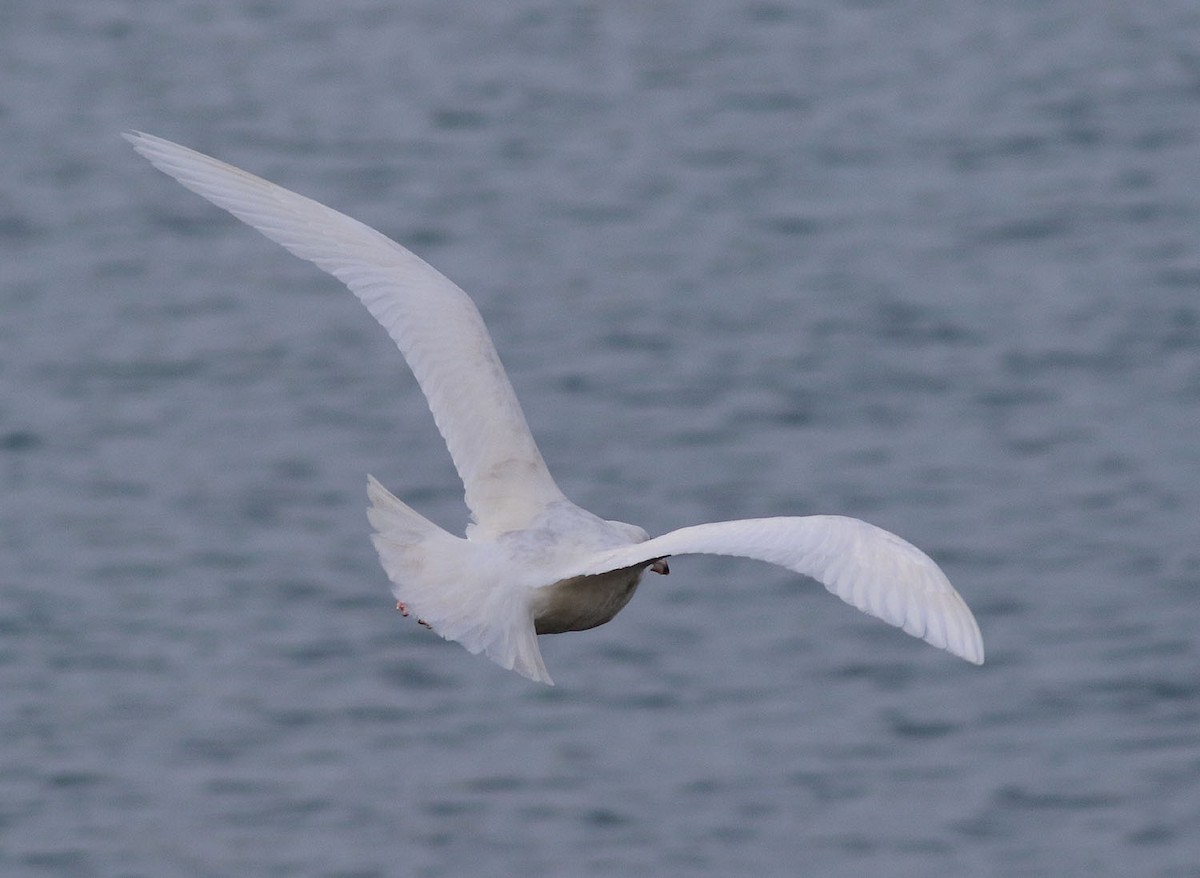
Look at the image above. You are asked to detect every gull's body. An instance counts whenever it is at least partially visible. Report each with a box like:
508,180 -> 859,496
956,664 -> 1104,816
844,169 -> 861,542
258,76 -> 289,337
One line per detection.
127,132 -> 984,684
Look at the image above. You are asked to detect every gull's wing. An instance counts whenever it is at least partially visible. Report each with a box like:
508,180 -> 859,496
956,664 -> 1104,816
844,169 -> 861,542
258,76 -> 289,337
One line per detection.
565,516 -> 984,665
125,132 -> 565,533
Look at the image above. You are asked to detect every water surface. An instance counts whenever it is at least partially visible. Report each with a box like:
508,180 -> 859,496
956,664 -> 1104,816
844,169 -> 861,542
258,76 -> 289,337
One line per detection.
2,2 -> 1199,876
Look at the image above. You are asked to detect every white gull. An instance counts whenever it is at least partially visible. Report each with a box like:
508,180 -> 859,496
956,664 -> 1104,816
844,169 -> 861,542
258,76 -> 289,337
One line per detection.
126,132 -> 984,684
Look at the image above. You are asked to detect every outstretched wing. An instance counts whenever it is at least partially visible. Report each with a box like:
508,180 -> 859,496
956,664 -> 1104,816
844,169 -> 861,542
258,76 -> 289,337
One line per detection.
564,516 -> 984,665
125,132 -> 566,533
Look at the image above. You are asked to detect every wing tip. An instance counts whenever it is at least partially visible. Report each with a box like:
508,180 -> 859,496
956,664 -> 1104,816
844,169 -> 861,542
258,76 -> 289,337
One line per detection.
122,130 -> 159,154
944,608 -> 985,666
958,631 -> 986,666
948,636 -> 985,665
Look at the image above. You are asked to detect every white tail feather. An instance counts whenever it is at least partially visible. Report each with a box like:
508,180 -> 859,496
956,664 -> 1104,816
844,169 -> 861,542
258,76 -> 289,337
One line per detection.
366,477 -> 552,684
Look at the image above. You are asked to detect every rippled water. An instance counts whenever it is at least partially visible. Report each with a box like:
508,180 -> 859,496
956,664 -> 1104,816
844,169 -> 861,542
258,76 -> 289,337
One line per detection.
3,2 -> 1200,876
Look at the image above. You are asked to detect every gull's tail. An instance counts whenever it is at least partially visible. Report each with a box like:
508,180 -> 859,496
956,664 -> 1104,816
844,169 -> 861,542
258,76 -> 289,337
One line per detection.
366,477 -> 552,684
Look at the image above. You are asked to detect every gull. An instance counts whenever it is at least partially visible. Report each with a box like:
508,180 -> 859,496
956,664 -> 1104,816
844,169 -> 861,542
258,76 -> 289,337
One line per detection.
125,132 -> 984,684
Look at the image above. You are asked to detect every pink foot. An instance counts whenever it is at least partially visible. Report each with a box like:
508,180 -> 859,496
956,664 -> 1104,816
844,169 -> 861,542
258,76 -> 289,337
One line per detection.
397,601 -> 432,629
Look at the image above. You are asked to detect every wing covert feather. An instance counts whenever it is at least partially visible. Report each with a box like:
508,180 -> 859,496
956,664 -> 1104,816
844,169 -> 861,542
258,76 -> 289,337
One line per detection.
567,516 -> 984,664
125,132 -> 564,531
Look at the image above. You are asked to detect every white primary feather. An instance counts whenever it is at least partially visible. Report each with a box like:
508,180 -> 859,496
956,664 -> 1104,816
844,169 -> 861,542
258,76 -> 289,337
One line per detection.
128,132 -> 984,684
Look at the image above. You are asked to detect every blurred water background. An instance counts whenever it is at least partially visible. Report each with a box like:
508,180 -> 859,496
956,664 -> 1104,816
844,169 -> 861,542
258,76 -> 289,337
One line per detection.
3,1 -> 1200,876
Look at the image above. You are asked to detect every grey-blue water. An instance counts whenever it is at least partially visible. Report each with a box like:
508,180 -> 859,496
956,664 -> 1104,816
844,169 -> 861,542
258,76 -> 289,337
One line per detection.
3,2 -> 1199,876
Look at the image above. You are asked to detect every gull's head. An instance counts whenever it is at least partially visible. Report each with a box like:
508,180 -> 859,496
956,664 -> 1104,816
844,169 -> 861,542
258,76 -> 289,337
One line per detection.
606,519 -> 651,545
605,520 -> 669,574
